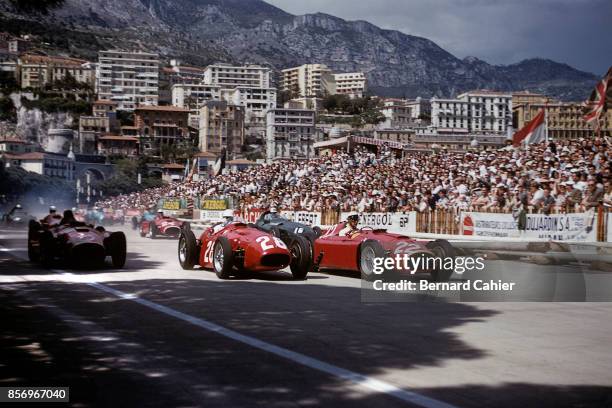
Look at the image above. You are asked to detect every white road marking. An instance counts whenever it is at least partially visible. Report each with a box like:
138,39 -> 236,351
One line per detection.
0,241 -> 458,408
87,281 -> 457,408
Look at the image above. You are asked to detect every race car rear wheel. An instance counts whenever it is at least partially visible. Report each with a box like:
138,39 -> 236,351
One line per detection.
39,231 -> 56,268
178,229 -> 197,270
359,240 -> 385,281
289,235 -> 312,280
108,232 -> 127,269
213,237 -> 233,279
426,239 -> 455,282
27,221 -> 41,262
148,223 -> 157,239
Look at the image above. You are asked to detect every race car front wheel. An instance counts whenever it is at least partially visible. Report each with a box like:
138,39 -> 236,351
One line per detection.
426,239 -> 455,282
108,232 -> 127,269
359,240 -> 385,281
289,235 -> 312,280
178,230 -> 197,270
213,237 -> 234,279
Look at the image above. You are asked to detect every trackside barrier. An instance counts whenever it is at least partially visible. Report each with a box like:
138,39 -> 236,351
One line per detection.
187,208 -> 606,243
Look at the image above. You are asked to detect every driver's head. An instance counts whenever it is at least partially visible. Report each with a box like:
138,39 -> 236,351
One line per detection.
270,207 -> 278,214
15,204 -> 22,209
222,209 -> 234,222
63,209 -> 75,221
49,205 -> 56,214
347,214 -> 359,229
157,210 -> 164,216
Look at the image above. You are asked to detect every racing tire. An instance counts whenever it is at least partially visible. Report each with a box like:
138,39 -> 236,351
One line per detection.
178,230 -> 198,270
289,235 -> 312,280
27,221 -> 41,262
39,231 -> 56,268
108,232 -> 127,269
213,237 -> 234,279
149,223 -> 157,239
426,239 -> 456,282
358,240 -> 385,281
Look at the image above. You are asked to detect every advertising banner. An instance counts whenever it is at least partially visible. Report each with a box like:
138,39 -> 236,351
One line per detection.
199,210 -> 226,223
200,198 -> 228,211
280,211 -> 321,226
240,208 -> 264,224
461,212 -> 598,242
162,198 -> 182,211
339,212 -> 417,234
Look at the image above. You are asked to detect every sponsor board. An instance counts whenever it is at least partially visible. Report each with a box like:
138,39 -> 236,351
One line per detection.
280,211 -> 321,226
199,210 -> 226,223
461,212 -> 597,242
162,199 -> 182,211
240,208 -> 264,224
339,212 -> 416,234
200,198 -> 228,211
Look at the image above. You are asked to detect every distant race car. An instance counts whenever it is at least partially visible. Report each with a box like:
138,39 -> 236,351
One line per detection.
28,218 -> 127,269
254,211 -> 322,245
1,205 -> 36,228
313,221 -> 456,281
140,213 -> 183,239
178,221 -> 311,280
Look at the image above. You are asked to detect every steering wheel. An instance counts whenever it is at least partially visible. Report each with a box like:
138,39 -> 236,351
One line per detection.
360,226 -> 374,231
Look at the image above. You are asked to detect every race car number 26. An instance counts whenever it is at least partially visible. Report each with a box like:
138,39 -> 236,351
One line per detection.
256,236 -> 287,250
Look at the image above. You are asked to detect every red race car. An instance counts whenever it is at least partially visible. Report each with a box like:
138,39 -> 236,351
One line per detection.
313,219 -> 456,281
28,216 -> 126,269
177,222 -> 311,280
140,211 -> 183,239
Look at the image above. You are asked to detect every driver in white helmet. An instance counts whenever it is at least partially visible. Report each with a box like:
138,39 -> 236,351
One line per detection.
263,206 -> 280,222
212,209 -> 236,233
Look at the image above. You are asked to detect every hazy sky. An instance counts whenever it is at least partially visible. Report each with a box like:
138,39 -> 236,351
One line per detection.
266,0 -> 611,75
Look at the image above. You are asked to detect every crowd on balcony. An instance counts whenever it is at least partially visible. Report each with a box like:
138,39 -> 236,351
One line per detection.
94,138 -> 611,215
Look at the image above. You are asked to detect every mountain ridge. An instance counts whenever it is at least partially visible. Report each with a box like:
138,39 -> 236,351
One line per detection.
0,0 -> 597,101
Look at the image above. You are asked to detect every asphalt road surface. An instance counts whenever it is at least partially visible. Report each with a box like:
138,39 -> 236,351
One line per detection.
1,226 -> 611,408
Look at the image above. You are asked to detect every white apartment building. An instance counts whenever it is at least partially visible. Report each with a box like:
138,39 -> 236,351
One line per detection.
266,108 -> 316,160
281,64 -> 335,98
406,97 -> 431,121
172,84 -> 276,127
431,91 -> 512,134
96,50 -> 160,111
333,72 -> 367,98
431,98 -> 470,132
380,99 -> 413,128
457,90 -> 512,133
172,84 -> 222,110
222,87 -> 277,126
204,63 -> 272,88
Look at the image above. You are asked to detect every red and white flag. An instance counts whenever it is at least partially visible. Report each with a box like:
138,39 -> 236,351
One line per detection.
513,109 -> 546,146
583,67 -> 612,129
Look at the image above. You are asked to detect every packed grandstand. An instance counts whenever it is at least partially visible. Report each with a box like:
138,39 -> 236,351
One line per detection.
93,138 -> 612,215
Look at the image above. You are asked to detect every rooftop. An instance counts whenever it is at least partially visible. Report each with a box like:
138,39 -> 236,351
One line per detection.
135,105 -> 190,113
99,135 -> 139,142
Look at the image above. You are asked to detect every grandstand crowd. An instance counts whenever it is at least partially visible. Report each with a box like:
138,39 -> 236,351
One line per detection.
94,138 -> 612,215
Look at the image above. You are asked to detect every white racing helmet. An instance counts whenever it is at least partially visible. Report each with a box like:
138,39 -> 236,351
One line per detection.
222,209 -> 234,220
